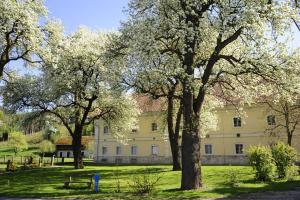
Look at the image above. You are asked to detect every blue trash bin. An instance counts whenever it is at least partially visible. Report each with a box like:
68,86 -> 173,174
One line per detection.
94,174 -> 100,192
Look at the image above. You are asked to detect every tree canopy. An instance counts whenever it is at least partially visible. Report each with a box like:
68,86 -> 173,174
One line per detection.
2,27 -> 139,168
0,0 -> 47,77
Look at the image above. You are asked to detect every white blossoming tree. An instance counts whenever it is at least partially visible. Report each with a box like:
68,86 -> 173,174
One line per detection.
2,27 -> 139,169
118,0 -> 299,189
0,0 -> 46,77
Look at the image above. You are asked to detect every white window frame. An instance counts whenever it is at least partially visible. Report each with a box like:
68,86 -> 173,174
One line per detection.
204,144 -> 213,155
131,146 -> 137,156
233,117 -> 242,127
103,125 -> 109,134
235,144 -> 244,155
151,145 -> 159,155
102,146 -> 108,155
116,146 -> 122,156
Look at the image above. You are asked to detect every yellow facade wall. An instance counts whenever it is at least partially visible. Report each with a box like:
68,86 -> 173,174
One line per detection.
94,103 -> 300,164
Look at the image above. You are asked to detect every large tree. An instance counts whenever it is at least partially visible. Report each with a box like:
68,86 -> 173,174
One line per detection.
119,0 -> 297,189
2,27 -> 138,169
0,0 -> 46,77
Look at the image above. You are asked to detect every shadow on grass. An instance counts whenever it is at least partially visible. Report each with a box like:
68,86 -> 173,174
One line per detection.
0,165 -> 299,200
156,179 -> 300,200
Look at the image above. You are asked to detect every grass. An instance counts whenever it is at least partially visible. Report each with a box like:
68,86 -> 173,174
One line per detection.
0,164 -> 299,199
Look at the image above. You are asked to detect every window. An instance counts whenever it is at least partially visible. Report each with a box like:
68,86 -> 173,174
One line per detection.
151,145 -> 159,155
131,146 -> 137,156
67,152 -> 70,158
205,144 -> 212,155
151,123 -> 158,131
235,144 -> 243,154
102,146 -> 107,155
131,129 -> 137,133
233,117 -> 241,127
267,115 -> 276,125
116,146 -> 122,155
103,126 -> 109,134
59,152 -> 63,158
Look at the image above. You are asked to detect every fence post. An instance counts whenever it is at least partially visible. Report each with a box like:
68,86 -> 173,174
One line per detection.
51,156 -> 54,167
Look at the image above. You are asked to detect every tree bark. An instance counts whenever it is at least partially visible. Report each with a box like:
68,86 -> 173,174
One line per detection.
181,86 -> 202,190
72,125 -> 83,169
287,133 -> 292,146
167,96 -> 182,171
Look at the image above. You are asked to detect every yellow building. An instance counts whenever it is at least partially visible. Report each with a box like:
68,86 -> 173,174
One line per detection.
93,96 -> 300,165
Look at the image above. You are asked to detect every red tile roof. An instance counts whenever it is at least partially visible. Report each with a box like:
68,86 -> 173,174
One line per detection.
133,94 -> 165,113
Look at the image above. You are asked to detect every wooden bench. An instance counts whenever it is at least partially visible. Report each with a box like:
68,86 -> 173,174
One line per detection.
64,174 -> 93,189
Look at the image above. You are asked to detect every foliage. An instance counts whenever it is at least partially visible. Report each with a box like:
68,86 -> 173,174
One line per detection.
6,160 -> 17,172
271,142 -> 298,179
129,169 -> 162,195
2,27 -> 139,168
226,169 -> 240,188
114,0 -> 300,189
0,0 -> 47,77
8,131 -> 28,155
247,145 -> 276,181
38,140 -> 56,154
26,132 -> 44,144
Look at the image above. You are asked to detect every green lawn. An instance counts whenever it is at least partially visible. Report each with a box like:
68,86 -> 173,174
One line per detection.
0,165 -> 299,199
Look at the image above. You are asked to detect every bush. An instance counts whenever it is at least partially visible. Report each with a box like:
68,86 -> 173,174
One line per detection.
271,142 -> 298,179
247,145 -> 276,181
226,170 -> 240,187
6,160 -> 17,172
129,169 -> 161,195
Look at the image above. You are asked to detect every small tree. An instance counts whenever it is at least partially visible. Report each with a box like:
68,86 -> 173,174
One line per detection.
8,131 -> 28,156
271,142 -> 298,178
39,140 -> 56,162
247,145 -> 276,182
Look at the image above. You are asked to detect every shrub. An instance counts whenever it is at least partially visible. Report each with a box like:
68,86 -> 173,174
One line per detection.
226,170 -> 240,187
271,142 -> 298,179
129,169 -> 161,195
8,131 -> 28,155
247,145 -> 276,181
6,160 -> 17,172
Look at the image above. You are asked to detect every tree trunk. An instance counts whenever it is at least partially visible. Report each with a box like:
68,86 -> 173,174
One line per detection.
167,96 -> 182,171
287,133 -> 292,146
72,125 -> 83,169
181,87 -> 202,190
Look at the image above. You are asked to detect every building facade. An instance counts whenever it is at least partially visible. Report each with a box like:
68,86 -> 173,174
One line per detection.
93,96 -> 300,165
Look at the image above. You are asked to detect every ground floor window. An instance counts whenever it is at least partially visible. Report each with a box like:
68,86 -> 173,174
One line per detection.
205,144 -> 212,155
151,145 -> 159,155
116,146 -> 122,155
131,146 -> 137,155
67,152 -> 70,158
59,152 -> 63,157
102,146 -> 107,155
235,144 -> 243,154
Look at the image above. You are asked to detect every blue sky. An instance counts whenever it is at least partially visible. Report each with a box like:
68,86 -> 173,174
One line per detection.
45,0 -> 129,32
44,1 -> 300,46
